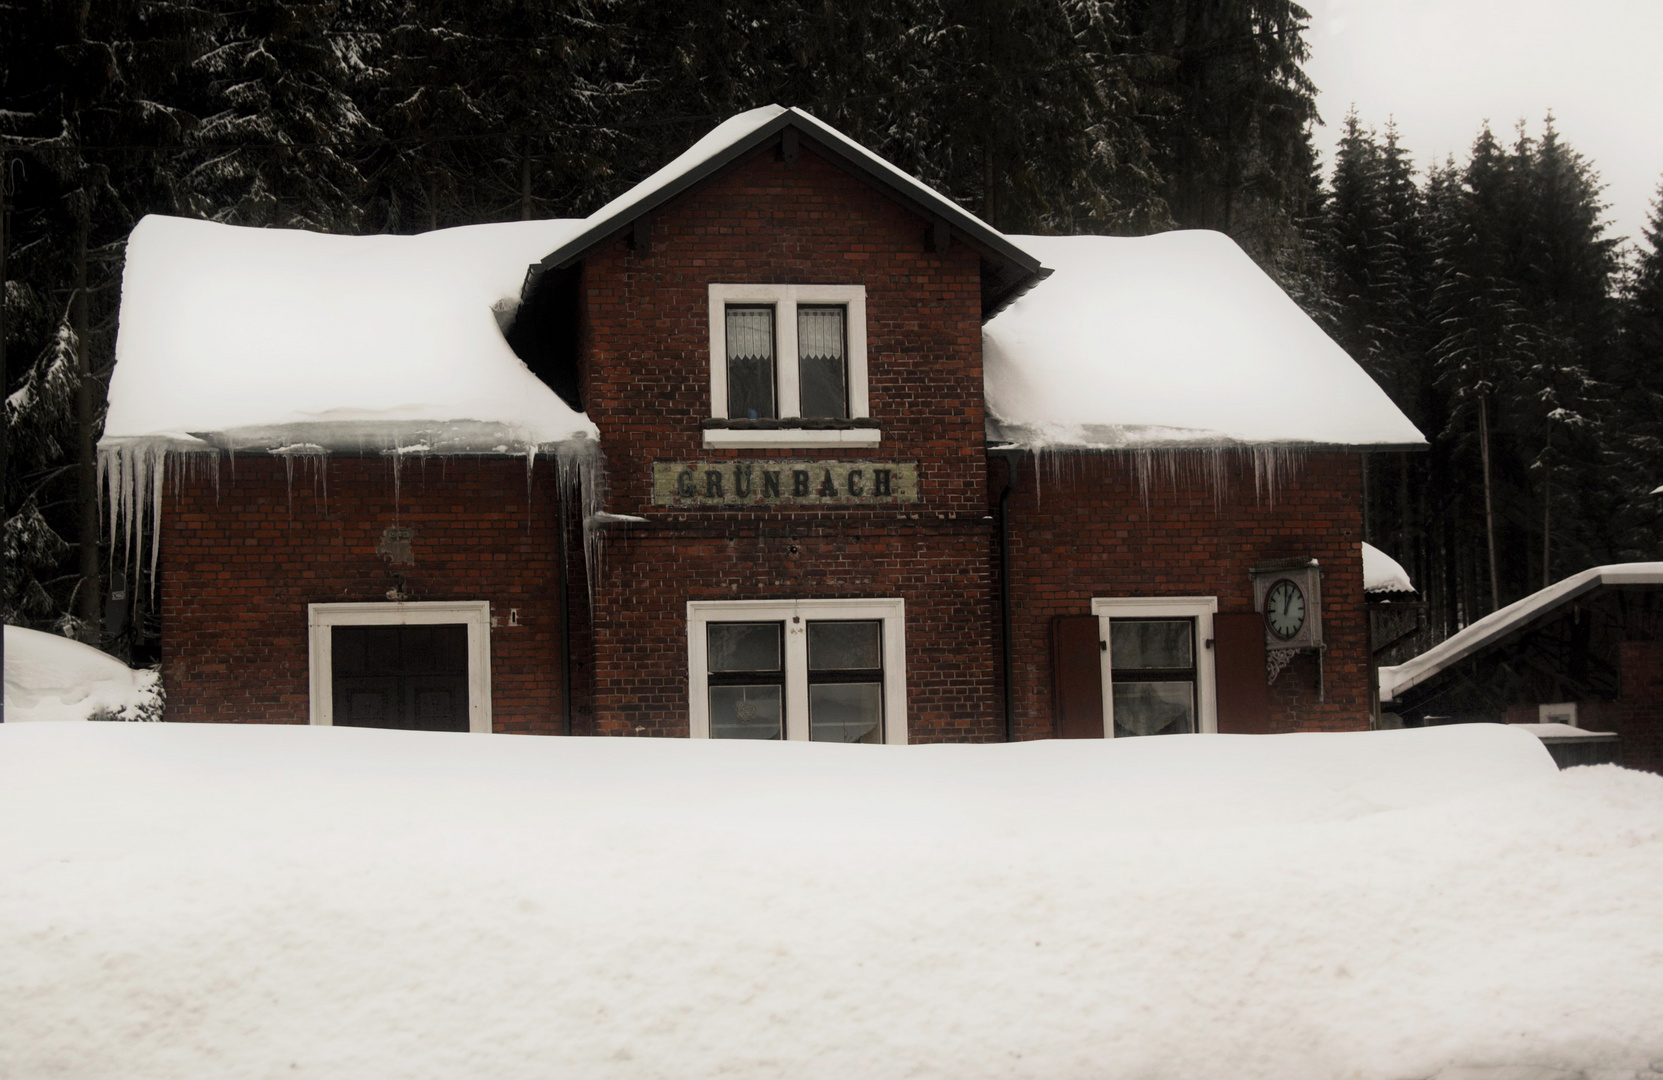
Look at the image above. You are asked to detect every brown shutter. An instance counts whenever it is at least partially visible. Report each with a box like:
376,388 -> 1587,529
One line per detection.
1214,611 -> 1270,734
1051,615 -> 1104,738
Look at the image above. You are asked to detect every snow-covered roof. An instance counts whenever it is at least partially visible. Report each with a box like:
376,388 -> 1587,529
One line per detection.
1380,562 -> 1663,702
104,215 -> 598,454
1362,542 -> 1416,595
528,105 -> 1045,315
983,232 -> 1428,450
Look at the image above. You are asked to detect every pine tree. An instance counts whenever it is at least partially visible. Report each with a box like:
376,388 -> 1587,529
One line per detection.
1122,0 -> 1320,264
1,0 -> 215,648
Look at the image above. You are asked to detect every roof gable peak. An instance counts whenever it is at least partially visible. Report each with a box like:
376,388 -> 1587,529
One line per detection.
528,105 -> 1043,319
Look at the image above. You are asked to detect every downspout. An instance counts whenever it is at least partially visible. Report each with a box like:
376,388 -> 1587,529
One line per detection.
995,449 -> 1025,742
556,474 -> 572,736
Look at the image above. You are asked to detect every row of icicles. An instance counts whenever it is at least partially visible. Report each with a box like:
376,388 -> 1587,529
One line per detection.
98,441 -> 606,603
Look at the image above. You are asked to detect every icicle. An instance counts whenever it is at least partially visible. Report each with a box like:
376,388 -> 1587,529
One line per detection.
524,443 -> 538,532
122,447 -> 136,581
149,445 -> 164,593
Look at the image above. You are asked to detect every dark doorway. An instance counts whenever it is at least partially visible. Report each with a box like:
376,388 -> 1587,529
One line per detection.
332,624 -> 470,731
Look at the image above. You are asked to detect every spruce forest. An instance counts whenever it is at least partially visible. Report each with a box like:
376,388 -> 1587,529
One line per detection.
2,0 -> 1661,661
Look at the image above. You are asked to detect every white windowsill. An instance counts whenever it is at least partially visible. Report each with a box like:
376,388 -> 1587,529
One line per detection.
703,428 -> 882,449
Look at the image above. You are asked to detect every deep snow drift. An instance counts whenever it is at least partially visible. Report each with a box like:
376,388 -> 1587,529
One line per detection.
3,722 -> 1661,1080
2,625 -> 162,722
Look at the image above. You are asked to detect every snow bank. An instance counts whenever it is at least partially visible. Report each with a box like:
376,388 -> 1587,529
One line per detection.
6,722 -> 1662,1080
1362,540 -> 1415,594
983,232 -> 1427,450
105,215 -> 597,453
2,625 -> 163,722
1381,562 -> 1663,702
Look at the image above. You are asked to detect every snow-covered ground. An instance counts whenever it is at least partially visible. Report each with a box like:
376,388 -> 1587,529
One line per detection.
2,721 -> 1660,1080
3,624 -> 163,722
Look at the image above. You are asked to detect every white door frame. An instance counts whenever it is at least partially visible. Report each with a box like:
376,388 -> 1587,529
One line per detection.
308,601 -> 493,733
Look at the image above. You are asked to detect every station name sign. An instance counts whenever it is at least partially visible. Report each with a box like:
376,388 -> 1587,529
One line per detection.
652,460 -> 920,506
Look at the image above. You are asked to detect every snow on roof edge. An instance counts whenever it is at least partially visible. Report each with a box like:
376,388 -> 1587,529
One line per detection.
1379,562 -> 1663,702
986,420 -> 1428,453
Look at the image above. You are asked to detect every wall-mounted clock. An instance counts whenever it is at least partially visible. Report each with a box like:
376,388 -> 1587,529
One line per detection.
1251,559 -> 1324,652
1265,579 -> 1306,640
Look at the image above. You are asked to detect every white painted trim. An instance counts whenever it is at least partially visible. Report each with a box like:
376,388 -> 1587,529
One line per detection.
687,597 -> 907,744
708,284 -> 869,420
1090,596 -> 1218,737
702,428 -> 882,449
307,601 -> 493,733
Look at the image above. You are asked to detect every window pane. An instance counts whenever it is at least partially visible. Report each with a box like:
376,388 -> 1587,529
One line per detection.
798,306 -> 847,418
710,685 -> 783,739
809,682 -> 883,743
725,305 -> 775,419
707,622 -> 782,673
1112,681 -> 1195,737
1109,620 -> 1193,671
808,620 -> 881,671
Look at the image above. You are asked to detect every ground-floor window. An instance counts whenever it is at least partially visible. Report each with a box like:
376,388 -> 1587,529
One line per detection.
307,601 -> 493,733
1051,592 -> 1223,735
1092,597 -> 1218,737
688,598 -> 907,744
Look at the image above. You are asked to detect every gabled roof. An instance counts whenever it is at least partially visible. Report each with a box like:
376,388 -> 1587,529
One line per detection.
1379,562 -> 1663,702
527,105 -> 1046,319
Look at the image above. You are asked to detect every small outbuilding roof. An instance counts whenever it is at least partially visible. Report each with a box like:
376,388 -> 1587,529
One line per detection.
1362,542 -> 1416,595
104,215 -> 598,455
1379,562 -> 1663,702
982,232 -> 1427,451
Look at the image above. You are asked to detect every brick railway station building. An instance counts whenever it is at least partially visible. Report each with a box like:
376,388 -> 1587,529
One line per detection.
100,106 -> 1426,742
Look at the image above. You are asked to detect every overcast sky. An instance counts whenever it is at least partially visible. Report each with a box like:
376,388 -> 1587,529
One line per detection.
1303,0 -> 1663,251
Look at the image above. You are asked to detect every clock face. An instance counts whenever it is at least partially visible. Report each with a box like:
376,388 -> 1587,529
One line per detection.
1265,579 -> 1306,640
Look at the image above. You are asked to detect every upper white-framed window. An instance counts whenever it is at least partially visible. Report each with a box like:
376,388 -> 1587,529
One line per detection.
1091,596 -> 1218,737
687,597 -> 906,743
308,601 -> 493,733
706,283 -> 876,449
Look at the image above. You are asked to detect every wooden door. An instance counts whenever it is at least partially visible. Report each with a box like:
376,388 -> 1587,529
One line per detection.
332,624 -> 470,731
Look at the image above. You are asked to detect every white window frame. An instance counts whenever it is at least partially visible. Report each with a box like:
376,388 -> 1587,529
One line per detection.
307,601 -> 493,733
706,283 -> 876,449
687,598 -> 906,743
1091,596 -> 1218,737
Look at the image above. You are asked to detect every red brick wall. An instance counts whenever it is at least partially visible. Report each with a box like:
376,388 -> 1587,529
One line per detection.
575,142 -> 999,738
159,455 -> 576,734
995,450 -> 1372,736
